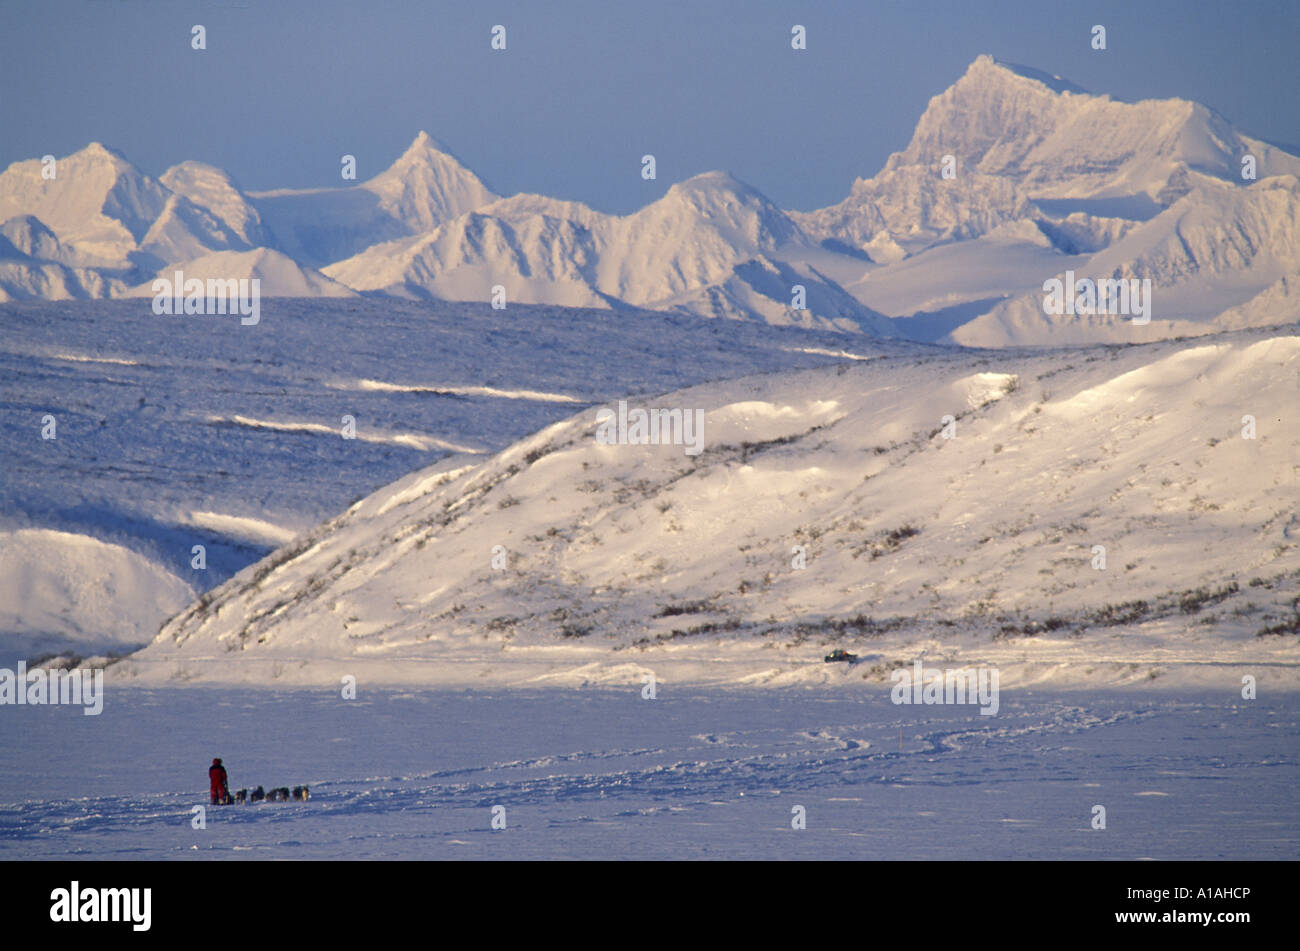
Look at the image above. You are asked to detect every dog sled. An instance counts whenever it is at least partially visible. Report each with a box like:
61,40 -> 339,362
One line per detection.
219,785 -> 310,804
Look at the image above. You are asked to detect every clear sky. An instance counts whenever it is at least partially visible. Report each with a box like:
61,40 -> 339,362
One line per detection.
2,0 -> 1297,214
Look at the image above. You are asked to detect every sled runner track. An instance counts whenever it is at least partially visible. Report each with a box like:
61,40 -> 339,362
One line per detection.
916,705 -> 1157,755
338,745 -> 671,787
0,789 -> 322,843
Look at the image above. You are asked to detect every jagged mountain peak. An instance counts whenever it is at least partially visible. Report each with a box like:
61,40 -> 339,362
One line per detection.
898,55 -> 1228,183
964,54 -> 1092,96
790,53 -> 1300,261
367,131 -> 486,186
244,132 -> 500,266
375,131 -> 457,176
359,132 -> 499,233
70,141 -> 134,166
395,129 -> 455,161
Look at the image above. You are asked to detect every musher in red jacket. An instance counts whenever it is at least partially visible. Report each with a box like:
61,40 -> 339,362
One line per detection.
209,757 -> 231,804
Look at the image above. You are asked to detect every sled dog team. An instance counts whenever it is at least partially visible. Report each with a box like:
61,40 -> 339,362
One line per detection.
209,757 -> 309,805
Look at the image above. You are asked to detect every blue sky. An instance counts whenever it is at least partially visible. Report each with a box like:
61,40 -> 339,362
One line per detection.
2,0 -> 1298,213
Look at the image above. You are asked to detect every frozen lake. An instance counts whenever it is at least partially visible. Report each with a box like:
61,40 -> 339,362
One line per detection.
1,687 -> 1293,860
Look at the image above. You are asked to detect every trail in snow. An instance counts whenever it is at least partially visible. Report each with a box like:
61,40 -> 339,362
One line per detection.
1,689 -> 1292,859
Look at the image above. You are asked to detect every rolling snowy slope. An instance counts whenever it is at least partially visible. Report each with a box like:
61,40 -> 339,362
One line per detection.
0,298 -> 904,665
0,529 -> 193,666
124,329 -> 1300,689
130,248 -> 359,299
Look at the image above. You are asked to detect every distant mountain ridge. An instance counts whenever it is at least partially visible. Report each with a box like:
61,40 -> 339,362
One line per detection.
3,55 -> 1297,344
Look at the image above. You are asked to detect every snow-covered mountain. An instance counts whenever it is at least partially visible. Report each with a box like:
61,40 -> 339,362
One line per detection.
323,209 -> 609,307
785,55 -> 1300,343
123,328 -> 1300,688
0,213 -> 127,300
0,138 -> 430,302
796,55 -> 1300,252
250,131 -> 499,267
598,171 -> 806,303
0,257 -> 125,302
3,58 -> 1298,338
0,214 -> 80,264
660,255 -> 897,334
137,193 -> 251,264
324,168 -> 896,332
158,161 -> 269,248
0,143 -> 290,299
950,173 -> 1300,346
0,143 -> 170,268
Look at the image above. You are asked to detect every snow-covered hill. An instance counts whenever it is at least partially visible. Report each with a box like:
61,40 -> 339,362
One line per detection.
2,297 -> 896,668
122,328 -> 1300,689
0,529 -> 193,666
128,247 -> 358,299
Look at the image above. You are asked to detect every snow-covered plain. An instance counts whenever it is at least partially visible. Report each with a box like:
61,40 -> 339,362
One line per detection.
1,687 -> 1293,860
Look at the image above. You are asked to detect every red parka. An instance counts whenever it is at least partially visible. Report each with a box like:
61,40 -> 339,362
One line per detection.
209,758 -> 229,800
